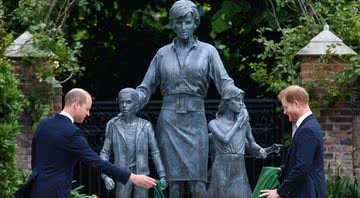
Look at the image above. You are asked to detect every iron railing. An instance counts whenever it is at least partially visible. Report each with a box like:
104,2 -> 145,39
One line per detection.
74,99 -> 289,197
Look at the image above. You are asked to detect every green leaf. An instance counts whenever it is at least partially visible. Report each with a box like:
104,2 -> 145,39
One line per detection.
211,16 -> 231,33
211,1 -> 248,34
71,30 -> 90,41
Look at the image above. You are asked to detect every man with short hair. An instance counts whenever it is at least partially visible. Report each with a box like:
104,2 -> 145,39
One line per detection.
22,88 -> 156,198
260,85 -> 326,198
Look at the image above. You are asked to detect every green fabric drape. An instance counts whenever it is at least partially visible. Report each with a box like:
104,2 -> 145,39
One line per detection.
252,166 -> 281,198
154,180 -> 166,198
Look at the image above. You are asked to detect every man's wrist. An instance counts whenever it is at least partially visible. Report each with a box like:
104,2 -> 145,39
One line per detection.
128,173 -> 135,183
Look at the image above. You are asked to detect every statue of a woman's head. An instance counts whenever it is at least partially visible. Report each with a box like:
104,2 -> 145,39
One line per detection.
169,0 -> 200,30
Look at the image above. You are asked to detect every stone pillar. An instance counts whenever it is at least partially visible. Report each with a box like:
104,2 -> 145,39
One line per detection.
318,106 -> 354,176
353,106 -> 360,177
4,31 -> 63,171
297,25 -> 358,177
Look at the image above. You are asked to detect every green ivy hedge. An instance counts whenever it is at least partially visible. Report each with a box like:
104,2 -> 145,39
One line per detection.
0,58 -> 25,197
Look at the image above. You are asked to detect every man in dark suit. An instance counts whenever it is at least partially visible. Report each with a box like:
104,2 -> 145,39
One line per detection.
21,88 -> 156,198
260,85 -> 326,198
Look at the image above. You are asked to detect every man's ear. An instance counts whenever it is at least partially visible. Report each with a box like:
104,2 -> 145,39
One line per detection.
73,101 -> 80,111
293,100 -> 300,107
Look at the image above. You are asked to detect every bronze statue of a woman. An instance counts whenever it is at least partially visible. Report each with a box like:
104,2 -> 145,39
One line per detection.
136,1 -> 240,197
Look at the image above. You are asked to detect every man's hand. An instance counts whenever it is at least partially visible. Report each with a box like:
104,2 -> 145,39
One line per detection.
129,173 -> 156,189
104,177 -> 115,190
259,189 -> 280,198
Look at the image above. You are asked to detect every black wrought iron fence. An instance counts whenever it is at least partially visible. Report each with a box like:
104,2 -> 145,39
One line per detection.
73,99 -> 289,197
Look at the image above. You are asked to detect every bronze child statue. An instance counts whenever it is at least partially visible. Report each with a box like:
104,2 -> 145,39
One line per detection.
100,88 -> 167,198
207,87 -> 271,198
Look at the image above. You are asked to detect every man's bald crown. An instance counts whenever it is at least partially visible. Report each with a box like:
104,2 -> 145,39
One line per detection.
64,88 -> 91,106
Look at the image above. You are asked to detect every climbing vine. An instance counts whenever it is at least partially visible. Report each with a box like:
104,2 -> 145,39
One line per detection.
8,0 -> 94,127
249,0 -> 360,106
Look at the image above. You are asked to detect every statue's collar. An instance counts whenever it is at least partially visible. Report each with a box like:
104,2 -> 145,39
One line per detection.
171,36 -> 198,50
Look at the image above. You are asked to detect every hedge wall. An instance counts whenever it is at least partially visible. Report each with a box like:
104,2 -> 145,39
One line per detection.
0,58 -> 25,197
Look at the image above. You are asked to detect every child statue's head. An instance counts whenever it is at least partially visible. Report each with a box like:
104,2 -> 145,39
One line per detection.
217,87 -> 245,117
117,88 -> 140,116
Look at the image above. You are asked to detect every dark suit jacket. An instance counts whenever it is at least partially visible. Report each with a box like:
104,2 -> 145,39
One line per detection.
278,114 -> 326,198
20,114 -> 131,198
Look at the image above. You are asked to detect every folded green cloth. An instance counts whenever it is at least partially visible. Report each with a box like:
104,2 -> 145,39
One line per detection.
252,166 -> 281,198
